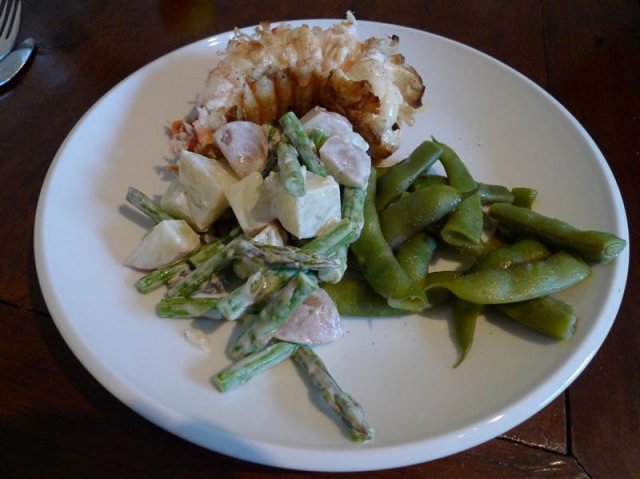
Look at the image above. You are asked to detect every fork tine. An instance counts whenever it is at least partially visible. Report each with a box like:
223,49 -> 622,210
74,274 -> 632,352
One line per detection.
0,1 -> 10,36
5,0 -> 20,43
0,0 -> 19,61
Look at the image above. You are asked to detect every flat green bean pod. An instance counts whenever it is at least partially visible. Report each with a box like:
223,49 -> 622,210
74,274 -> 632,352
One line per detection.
489,203 -> 627,263
424,252 -> 590,304
431,138 -> 484,248
324,275 -> 414,317
452,298 -> 484,367
497,296 -> 578,340
432,138 -> 476,192
396,233 -> 437,289
471,238 -> 550,272
477,183 -> 515,205
376,141 -> 443,211
440,192 -> 484,248
423,270 -> 462,308
379,185 -> 464,249
451,238 -> 550,365
350,169 -> 427,311
409,174 -> 448,192
511,187 -> 538,208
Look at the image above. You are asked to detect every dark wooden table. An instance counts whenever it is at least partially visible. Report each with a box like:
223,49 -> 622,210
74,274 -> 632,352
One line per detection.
1,1 -> 638,477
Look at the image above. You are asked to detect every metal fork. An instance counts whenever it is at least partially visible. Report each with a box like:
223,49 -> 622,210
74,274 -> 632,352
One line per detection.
0,0 -> 21,61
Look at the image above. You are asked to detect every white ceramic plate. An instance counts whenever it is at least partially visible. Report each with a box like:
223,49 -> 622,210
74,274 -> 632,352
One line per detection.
35,19 -> 629,471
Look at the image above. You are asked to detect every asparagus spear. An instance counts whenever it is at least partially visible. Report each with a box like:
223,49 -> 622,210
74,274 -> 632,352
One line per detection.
216,219 -> 355,321
341,186 -> 367,239
309,128 -> 329,150
235,240 -> 338,271
230,273 -> 318,359
157,297 -> 221,318
279,111 -> 327,177
277,141 -> 306,197
213,342 -> 299,392
135,261 -> 191,294
134,240 -> 223,294
126,187 -> 173,223
318,186 -> 367,283
292,346 -> 374,442
166,236 -> 241,298
216,268 -> 295,321
318,245 -> 348,284
303,218 -> 357,254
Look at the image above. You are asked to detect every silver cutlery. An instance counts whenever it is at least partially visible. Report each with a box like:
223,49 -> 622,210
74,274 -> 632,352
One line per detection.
0,36 -> 33,88
0,0 -> 21,62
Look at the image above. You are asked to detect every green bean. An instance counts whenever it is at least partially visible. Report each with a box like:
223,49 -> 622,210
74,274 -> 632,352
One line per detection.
431,138 -> 483,248
375,141 -> 443,211
323,275 -> 414,317
277,141 -> 306,197
511,187 -> 538,208
279,111 -> 327,176
468,238 -> 578,340
213,342 -> 299,392
452,238 -> 550,364
423,270 -> 462,308
444,238 -> 495,258
471,238 -> 550,272
396,233 -> 437,289
441,192 -> 484,248
424,252 -> 590,304
126,187 -> 174,223
350,168 -> 427,311
477,183 -> 515,205
409,174 -> 448,192
379,185 -> 464,249
488,203 -> 627,263
452,298 -> 483,367
497,296 -> 578,340
432,138 -> 476,192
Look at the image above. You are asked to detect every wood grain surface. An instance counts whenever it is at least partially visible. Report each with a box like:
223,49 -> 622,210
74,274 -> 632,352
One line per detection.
1,1 -> 637,477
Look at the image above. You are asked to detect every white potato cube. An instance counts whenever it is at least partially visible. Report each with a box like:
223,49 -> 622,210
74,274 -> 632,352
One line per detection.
161,150 -> 238,232
125,219 -> 200,270
251,222 -> 286,246
265,169 -> 341,239
225,171 -> 275,235
319,135 -> 371,188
